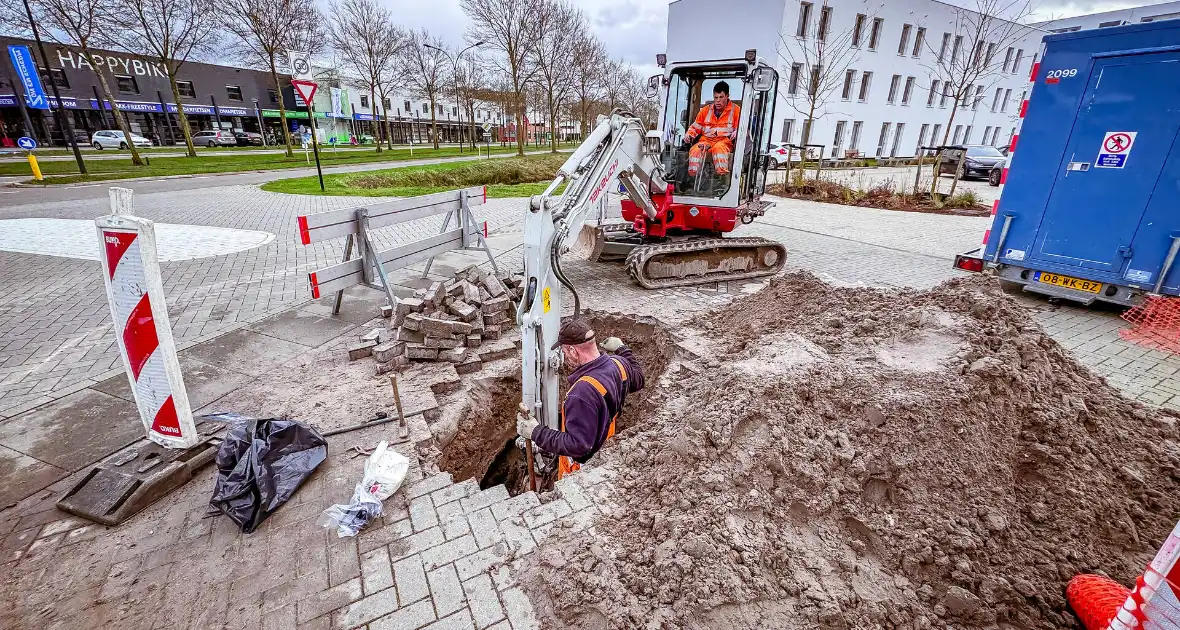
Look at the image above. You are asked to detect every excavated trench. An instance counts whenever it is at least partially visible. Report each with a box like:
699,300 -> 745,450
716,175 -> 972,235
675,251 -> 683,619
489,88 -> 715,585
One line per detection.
437,313 -> 678,496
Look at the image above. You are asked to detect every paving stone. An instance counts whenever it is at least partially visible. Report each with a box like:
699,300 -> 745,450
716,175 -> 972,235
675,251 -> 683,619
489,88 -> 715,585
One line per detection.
435,498 -> 465,523
463,574 -> 506,629
454,543 -> 510,581
388,527 -> 446,562
261,602 -> 296,630
420,535 -> 479,571
393,554 -> 430,606
460,485 -> 510,514
523,499 -> 572,529
348,340 -> 378,361
424,609 -> 475,630
489,493 -> 541,522
403,312 -> 425,331
407,344 -> 439,361
431,479 -> 478,507
332,586 -> 401,630
455,355 -> 483,374
501,587 -> 540,630
467,508 -> 504,550
441,513 -> 472,541
296,577 -> 363,624
410,495 -> 439,532
426,563 -> 467,617
361,547 -> 395,595
498,518 -> 536,556
408,473 -> 455,499
374,341 -> 407,363
368,599 -> 437,630
554,478 -> 593,512
359,518 -> 414,555
329,540 -> 362,587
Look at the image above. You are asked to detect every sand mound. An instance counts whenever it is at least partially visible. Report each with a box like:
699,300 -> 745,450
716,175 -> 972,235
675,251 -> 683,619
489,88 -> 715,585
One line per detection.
519,272 -> 1180,629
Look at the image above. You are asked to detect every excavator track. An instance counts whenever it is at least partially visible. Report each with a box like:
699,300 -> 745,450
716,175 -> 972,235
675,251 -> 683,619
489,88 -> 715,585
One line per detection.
624,236 -> 787,289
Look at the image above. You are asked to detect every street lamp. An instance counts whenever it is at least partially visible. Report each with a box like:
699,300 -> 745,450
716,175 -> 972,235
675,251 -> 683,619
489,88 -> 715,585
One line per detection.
252,98 -> 265,143
425,41 -> 484,151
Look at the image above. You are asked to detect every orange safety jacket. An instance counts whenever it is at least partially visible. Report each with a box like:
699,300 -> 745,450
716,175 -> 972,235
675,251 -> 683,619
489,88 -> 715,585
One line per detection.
688,101 -> 741,141
557,357 -> 628,479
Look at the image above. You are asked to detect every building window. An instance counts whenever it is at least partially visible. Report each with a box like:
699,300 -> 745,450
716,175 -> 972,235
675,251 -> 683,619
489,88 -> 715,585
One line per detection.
1000,88 -> 1012,112
931,123 -> 942,145
808,64 -> 822,96
817,6 -> 832,42
832,120 -> 846,156
39,67 -> 69,88
841,69 -> 856,100
890,122 -> 904,156
267,89 -> 278,103
1003,47 -> 1014,72
1008,127 -> 1016,147
973,85 -> 985,110
902,76 -> 915,105
868,17 -> 883,50
876,122 -> 891,156
1099,20 -> 1123,27
404,100 -> 411,111
927,80 -> 939,107
951,125 -> 962,145
985,42 -> 997,66
1012,49 -> 1024,73
800,119 -> 812,144
423,102 -> 430,113
852,14 -> 866,47
938,32 -> 951,62
887,74 -> 901,103
983,126 -> 992,145
991,88 -> 1002,112
788,63 -> 802,95
384,98 -> 391,109
452,105 -> 458,116
360,95 -> 369,107
972,41 -> 984,67
898,24 -> 912,55
1050,25 -> 1082,33
781,118 -> 795,143
226,85 -> 243,101
176,81 -> 196,98
963,125 -> 972,143
916,123 -> 929,153
939,83 -> 950,108
115,75 -> 139,94
858,71 -> 872,101
912,27 -> 925,57
796,2 -> 813,37
951,35 -> 964,64
1019,89 -> 1027,105
850,121 -> 863,152
994,127 -> 1004,145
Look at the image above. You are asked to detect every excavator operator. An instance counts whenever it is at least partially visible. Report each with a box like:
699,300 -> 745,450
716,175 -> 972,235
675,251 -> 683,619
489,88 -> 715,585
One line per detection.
681,81 -> 741,178
516,318 -> 645,479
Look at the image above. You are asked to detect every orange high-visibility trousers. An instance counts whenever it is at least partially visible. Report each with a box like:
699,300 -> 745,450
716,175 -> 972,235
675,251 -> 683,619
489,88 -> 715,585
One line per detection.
688,137 -> 734,176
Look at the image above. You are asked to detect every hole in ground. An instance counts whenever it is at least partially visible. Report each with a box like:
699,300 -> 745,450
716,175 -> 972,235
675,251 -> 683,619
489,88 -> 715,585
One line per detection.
437,313 -> 677,496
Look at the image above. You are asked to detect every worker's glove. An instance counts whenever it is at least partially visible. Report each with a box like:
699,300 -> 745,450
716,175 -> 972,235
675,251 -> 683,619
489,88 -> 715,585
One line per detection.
601,337 -> 624,352
679,137 -> 695,151
516,415 -> 539,441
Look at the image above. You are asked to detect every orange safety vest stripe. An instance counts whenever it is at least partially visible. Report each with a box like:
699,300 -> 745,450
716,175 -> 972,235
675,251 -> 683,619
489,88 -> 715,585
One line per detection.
557,358 -> 627,479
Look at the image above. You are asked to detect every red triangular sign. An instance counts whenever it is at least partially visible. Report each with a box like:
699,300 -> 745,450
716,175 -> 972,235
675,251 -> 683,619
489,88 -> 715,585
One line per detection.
292,79 -> 317,105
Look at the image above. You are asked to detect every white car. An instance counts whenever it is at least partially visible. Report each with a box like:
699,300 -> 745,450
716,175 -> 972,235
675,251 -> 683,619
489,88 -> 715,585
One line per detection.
191,130 -> 238,147
767,142 -> 802,168
91,130 -> 152,150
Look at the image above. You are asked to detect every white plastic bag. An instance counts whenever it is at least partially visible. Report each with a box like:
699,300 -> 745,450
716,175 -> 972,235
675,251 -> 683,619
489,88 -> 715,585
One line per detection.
318,441 -> 409,537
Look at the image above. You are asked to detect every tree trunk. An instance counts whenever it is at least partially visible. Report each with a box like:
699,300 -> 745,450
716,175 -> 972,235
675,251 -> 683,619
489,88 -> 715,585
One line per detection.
269,60 -> 294,158
88,51 -> 144,166
370,88 -> 382,153
167,70 -> 197,157
930,104 -> 960,196
429,95 -> 439,150
547,92 -> 558,153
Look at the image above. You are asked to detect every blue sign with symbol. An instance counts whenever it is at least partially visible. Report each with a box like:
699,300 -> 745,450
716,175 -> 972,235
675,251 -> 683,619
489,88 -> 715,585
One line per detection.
17,137 -> 37,150
7,46 -> 49,110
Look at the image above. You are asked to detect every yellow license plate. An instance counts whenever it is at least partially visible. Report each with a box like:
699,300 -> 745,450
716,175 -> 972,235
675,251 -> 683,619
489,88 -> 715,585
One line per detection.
1035,271 -> 1102,293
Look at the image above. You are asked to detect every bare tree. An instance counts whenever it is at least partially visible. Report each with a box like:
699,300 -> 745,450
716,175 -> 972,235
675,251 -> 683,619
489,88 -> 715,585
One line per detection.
921,0 -> 1034,191
569,33 -> 606,140
108,0 -> 219,157
24,0 -> 145,164
452,52 -> 487,149
327,0 -> 401,153
530,0 -> 582,152
403,29 -> 448,150
461,0 -> 543,156
223,0 -> 321,157
601,58 -> 628,111
776,1 -> 862,151
619,64 -> 658,126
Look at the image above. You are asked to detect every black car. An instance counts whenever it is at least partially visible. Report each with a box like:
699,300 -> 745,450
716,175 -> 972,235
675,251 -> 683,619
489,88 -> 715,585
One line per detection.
938,145 -> 1007,179
235,131 -> 264,147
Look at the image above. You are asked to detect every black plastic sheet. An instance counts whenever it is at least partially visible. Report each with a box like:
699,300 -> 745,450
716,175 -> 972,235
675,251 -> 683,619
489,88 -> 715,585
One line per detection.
208,416 -> 327,533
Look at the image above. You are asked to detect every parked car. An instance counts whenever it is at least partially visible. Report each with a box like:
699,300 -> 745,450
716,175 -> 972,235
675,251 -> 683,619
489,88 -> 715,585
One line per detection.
989,154 -> 1012,187
766,142 -> 803,168
938,145 -> 1008,179
91,130 -> 152,150
234,131 -> 264,147
191,130 -> 237,147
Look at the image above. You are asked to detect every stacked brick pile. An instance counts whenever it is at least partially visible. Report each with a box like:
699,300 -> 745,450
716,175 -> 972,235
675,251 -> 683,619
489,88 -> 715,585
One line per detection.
348,266 -> 525,375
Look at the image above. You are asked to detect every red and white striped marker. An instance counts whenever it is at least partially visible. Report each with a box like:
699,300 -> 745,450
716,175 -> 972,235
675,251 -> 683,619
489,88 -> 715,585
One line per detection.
1109,519 -> 1180,629
96,188 -> 197,449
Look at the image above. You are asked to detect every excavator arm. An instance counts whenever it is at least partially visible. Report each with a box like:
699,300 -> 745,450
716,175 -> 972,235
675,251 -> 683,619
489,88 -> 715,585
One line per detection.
515,111 -> 663,444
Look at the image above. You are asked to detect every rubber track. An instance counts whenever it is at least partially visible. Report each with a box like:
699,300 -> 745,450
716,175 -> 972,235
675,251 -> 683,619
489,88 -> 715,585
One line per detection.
624,236 -> 787,289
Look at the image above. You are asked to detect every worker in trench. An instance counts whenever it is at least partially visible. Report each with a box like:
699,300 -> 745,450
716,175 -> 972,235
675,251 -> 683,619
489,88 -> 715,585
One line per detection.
682,81 -> 741,178
516,318 -> 645,479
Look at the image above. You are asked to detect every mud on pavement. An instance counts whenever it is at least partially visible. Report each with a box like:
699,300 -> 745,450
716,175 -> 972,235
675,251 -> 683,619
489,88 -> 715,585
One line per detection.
518,272 -> 1180,629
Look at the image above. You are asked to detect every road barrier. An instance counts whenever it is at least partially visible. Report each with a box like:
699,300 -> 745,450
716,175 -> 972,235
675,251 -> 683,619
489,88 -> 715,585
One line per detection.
297,186 -> 499,312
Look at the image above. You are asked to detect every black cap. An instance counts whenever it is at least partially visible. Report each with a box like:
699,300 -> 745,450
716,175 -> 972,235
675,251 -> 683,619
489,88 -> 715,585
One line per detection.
551,318 -> 595,349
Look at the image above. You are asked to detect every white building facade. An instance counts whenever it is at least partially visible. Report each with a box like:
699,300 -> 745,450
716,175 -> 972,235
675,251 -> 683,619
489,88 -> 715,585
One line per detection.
1035,0 -> 1180,32
666,0 -> 1046,158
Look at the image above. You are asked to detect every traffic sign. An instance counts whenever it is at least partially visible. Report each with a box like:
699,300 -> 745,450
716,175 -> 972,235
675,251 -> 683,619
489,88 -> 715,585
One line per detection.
17,136 -> 36,150
291,79 -> 318,106
1096,130 -> 1137,169
288,51 -> 312,80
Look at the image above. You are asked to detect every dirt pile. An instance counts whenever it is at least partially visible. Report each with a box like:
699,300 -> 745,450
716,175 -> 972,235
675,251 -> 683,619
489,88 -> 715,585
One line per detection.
520,272 -> 1180,629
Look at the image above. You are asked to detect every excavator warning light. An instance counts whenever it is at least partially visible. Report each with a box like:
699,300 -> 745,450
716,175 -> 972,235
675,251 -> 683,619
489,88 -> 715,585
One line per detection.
656,53 -> 666,67
744,49 -> 757,63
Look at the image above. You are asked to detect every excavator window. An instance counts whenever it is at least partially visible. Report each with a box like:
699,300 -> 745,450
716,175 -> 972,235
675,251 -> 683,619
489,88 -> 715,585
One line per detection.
660,67 -> 747,199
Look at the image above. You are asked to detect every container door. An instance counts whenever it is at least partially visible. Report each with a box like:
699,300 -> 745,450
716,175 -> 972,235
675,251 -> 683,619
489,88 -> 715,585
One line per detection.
1031,51 -> 1180,273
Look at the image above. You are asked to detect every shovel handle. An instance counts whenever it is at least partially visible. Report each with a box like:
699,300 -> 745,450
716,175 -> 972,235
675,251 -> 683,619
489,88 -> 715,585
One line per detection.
525,440 -> 537,492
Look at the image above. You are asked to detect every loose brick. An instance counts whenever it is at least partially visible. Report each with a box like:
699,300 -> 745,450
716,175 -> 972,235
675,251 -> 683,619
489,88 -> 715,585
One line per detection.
440,347 -> 468,363
361,328 -> 383,343
463,574 -> 506,629
482,311 -> 508,326
465,335 -> 482,348
360,547 -> 395,595
437,337 -> 463,350
461,281 -> 482,305
449,300 -> 479,322
427,563 -> 467,617
376,356 -> 409,375
420,535 -> 479,572
446,281 -> 465,297
454,543 -> 509,581
406,344 -> 438,361
368,599 -> 436,630
332,586 -> 400,629
481,274 -> 507,298
395,328 -> 425,343
424,281 -> 445,305
455,355 -> 483,375
482,325 -> 502,341
392,555 -> 430,606
402,312 -> 424,331
409,495 -> 438,532
381,305 -> 394,318
460,485 -> 510,513
423,336 -> 444,349
468,508 -> 503,550
481,295 -> 510,313
348,340 -> 378,361
373,341 -> 406,363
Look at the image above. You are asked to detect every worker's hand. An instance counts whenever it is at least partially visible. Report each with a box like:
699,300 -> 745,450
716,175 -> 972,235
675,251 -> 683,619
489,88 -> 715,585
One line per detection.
516,415 -> 539,441
680,136 -> 695,151
601,337 -> 624,352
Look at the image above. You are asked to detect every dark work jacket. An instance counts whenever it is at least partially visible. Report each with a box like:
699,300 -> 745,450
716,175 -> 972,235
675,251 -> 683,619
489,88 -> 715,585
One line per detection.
531,347 -> 645,463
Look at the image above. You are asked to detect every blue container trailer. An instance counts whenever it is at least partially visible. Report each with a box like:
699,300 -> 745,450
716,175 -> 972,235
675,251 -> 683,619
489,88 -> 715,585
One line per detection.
956,20 -> 1180,306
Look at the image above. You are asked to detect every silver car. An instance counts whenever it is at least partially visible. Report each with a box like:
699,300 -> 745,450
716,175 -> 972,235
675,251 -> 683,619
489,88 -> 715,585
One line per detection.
91,130 -> 152,150
191,130 -> 238,147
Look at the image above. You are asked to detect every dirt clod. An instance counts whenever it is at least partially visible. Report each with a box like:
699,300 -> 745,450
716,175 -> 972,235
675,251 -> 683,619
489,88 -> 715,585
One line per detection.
519,272 -> 1180,629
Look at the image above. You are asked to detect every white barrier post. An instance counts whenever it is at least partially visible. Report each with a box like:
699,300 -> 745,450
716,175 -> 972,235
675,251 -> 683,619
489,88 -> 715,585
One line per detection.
1110,518 -> 1180,629
95,188 -> 198,449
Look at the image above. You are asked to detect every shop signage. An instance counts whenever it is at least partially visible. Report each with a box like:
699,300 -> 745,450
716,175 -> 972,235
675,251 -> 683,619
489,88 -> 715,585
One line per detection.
165,102 -> 215,115
57,48 -> 168,79
217,106 -> 250,117
8,45 -> 49,110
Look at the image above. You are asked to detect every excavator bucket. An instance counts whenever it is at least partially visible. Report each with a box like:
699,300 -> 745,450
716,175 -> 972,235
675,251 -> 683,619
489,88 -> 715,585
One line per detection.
572,223 -> 609,263
571,222 -> 639,263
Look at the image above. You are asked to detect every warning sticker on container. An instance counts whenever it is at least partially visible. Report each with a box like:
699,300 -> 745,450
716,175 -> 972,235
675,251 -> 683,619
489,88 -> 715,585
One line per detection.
1095,131 -> 1136,168
1125,268 -> 1153,283
1004,249 -> 1026,261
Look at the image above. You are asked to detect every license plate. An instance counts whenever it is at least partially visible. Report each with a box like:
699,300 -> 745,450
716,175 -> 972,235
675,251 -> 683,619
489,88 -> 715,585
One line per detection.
1035,271 -> 1102,293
